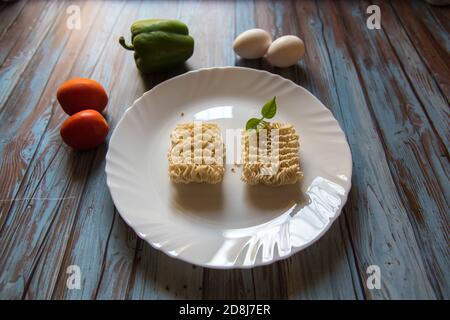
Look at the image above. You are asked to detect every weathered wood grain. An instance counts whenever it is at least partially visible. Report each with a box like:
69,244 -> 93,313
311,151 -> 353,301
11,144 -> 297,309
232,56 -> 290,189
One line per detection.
0,0 -> 448,300
56,0 -> 147,298
0,0 -> 28,41
0,0 -> 48,64
410,0 -> 450,57
51,0 -> 201,300
93,0 -> 202,300
0,0 -> 76,230
391,0 -> 450,101
370,1 -> 449,152
94,211 -> 137,300
36,0 -> 148,299
338,0 -> 449,298
426,0 -> 450,34
0,1 -> 66,109
22,1 -> 120,299
0,0 -> 109,300
0,0 -> 68,232
289,0 -> 368,299
314,0 -> 439,299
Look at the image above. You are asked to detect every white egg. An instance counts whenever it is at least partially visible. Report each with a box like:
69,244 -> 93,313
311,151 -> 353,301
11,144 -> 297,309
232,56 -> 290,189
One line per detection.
233,29 -> 272,59
266,35 -> 305,68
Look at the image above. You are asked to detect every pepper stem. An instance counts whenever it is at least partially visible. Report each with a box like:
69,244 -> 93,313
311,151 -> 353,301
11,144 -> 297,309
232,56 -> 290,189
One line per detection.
119,36 -> 134,50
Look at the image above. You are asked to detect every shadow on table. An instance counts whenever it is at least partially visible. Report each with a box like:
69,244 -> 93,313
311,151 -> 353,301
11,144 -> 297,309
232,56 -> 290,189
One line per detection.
139,63 -> 192,92
235,57 -> 309,88
138,59 -> 308,95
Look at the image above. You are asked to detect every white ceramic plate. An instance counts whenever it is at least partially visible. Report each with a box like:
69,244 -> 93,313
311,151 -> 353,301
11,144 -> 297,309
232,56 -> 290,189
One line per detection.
106,67 -> 352,269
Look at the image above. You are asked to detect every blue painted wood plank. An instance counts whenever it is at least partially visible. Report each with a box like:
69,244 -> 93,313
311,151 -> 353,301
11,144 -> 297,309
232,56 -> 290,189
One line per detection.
0,0 -> 111,300
203,267 -> 255,299
127,240 -> 204,300
51,0 -> 202,300
126,240 -> 159,300
338,0 -> 449,298
314,0 -> 438,299
0,0 -> 68,231
371,1 -> 449,152
410,1 -> 450,60
391,0 -> 449,100
0,0 -> 66,109
95,215 -> 137,299
54,0 -> 199,300
22,1 -> 146,299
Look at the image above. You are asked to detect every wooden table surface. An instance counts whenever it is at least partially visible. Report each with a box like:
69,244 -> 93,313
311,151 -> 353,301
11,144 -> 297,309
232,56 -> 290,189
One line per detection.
0,0 -> 448,300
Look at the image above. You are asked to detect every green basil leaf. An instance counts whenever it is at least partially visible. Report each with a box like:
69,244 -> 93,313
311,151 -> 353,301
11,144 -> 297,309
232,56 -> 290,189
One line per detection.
245,118 -> 261,130
261,96 -> 277,119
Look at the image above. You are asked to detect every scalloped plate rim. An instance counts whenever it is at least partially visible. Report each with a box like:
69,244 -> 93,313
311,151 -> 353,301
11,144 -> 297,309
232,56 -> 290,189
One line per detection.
105,66 -> 352,269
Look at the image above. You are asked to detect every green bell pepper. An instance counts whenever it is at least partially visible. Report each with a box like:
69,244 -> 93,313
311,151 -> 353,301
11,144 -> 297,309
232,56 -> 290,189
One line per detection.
119,19 -> 194,73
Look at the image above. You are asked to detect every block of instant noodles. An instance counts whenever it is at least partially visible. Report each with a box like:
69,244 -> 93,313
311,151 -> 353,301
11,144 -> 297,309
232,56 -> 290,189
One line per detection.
241,123 -> 303,186
168,122 -> 224,184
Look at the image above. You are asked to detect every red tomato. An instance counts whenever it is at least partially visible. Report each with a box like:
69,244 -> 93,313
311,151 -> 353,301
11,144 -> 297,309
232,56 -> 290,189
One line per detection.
60,110 -> 109,150
57,78 -> 108,115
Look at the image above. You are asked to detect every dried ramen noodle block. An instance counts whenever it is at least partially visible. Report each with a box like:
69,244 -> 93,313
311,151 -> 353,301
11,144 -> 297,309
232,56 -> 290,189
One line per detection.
241,123 -> 303,186
168,122 -> 224,184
